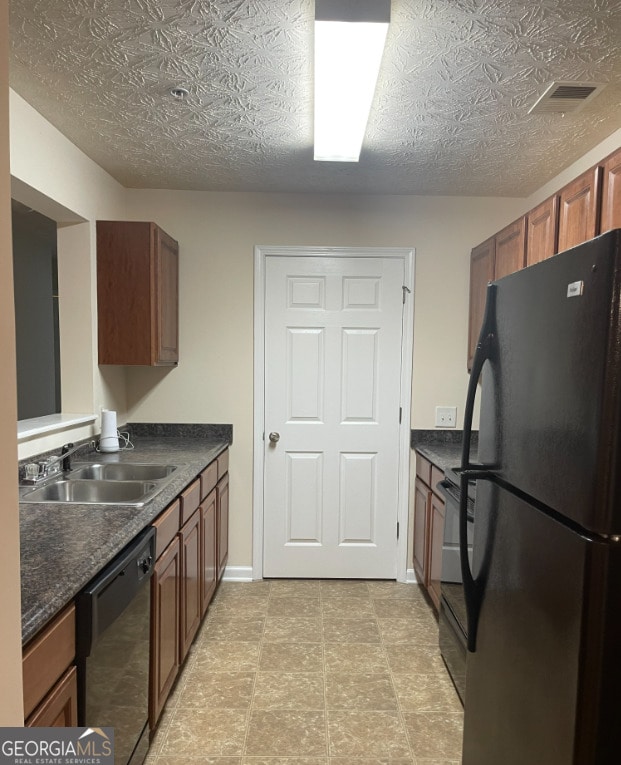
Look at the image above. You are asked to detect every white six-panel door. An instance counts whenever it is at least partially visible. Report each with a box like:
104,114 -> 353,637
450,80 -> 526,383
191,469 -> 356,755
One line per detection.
263,255 -> 405,578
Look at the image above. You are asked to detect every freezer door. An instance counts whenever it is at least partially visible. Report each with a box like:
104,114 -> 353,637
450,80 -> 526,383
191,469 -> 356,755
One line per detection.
463,481 -> 621,765
478,228 -> 621,534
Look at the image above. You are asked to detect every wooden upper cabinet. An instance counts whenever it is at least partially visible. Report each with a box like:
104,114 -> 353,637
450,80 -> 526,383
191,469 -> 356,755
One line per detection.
600,147 -> 621,234
97,221 -> 179,366
494,217 -> 526,279
467,238 -> 495,372
558,167 -> 602,253
526,195 -> 559,266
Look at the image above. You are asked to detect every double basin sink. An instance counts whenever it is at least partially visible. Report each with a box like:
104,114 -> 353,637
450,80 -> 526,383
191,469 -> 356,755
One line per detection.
20,462 -> 181,506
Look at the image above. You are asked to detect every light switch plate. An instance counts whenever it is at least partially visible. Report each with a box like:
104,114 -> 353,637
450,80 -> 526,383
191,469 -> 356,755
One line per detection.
435,406 -> 457,428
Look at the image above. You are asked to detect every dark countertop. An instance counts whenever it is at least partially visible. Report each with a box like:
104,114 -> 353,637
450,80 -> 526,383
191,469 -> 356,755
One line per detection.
411,429 -> 479,476
415,442 -> 464,474
19,435 -> 229,644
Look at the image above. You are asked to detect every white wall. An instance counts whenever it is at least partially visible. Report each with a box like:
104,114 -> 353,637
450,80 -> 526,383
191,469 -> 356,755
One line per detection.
0,0 -> 25,724
123,190 -> 524,567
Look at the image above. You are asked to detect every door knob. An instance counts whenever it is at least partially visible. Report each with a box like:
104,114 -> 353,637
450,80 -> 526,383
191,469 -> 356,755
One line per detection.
268,432 -> 280,443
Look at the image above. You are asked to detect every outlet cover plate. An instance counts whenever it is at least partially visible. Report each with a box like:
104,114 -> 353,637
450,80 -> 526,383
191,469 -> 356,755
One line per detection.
435,406 -> 457,428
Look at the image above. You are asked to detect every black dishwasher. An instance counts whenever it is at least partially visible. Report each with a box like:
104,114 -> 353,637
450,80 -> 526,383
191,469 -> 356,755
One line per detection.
76,527 -> 155,765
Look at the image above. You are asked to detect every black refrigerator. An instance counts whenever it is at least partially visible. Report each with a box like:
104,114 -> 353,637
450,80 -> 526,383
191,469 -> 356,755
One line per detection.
460,229 -> 621,764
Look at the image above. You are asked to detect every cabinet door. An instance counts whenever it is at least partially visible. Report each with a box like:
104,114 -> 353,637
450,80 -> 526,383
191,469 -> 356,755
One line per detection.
558,166 -> 602,252
494,217 -> 526,279
150,536 -> 181,728
600,148 -> 621,233
23,603 -> 76,720
217,473 -> 229,581
527,196 -> 559,266
427,491 -> 446,611
154,226 -> 179,365
467,238 -> 495,371
412,477 -> 430,586
179,510 -> 201,663
26,666 -> 78,727
201,488 -> 218,617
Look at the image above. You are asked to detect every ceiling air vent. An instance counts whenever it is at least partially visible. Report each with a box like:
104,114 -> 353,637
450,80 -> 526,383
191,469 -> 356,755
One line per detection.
529,81 -> 606,115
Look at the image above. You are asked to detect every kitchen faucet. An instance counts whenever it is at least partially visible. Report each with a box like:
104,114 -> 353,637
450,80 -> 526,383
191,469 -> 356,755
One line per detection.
22,442 -> 85,484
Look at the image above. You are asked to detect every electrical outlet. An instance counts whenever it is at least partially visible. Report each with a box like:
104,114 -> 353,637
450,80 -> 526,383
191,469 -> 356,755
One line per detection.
435,406 -> 457,428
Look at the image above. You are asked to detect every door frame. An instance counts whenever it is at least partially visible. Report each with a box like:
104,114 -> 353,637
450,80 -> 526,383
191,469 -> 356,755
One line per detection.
253,245 -> 415,582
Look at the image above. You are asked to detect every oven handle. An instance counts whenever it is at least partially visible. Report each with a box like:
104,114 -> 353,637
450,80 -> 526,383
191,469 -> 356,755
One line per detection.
460,282 -> 497,653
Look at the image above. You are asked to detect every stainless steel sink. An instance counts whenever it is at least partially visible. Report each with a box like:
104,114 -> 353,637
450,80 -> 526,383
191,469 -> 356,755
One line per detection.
20,479 -> 158,505
69,463 -> 179,481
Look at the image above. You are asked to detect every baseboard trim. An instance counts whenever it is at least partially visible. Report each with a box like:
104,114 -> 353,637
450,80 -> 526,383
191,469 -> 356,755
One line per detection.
222,565 -> 254,582
222,566 -> 419,584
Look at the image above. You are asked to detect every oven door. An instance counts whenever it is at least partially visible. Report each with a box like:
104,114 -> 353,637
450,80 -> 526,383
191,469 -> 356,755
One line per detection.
438,477 -> 474,704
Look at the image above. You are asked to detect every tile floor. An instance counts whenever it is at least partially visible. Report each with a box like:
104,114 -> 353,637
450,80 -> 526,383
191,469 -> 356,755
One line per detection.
146,580 -> 463,765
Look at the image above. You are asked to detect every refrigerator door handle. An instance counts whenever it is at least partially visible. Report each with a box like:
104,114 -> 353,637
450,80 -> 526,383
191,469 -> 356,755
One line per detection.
461,282 -> 497,653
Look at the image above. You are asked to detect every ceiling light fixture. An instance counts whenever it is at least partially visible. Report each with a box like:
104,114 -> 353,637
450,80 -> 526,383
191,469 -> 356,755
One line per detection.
314,0 -> 390,162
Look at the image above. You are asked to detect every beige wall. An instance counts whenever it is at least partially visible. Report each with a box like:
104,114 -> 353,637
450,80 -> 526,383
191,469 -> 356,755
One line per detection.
0,0 -> 25,724
10,89 -> 129,459
123,190 -> 525,567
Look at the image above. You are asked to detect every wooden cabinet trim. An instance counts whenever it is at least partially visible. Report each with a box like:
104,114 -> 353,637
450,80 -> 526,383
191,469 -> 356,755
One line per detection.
201,489 -> 218,617
601,147 -> 621,234
427,491 -> 446,611
415,453 -> 431,485
430,465 -> 444,495
217,448 -> 229,480
216,473 -> 229,581
412,476 -> 431,586
25,666 -> 78,727
494,217 -> 526,279
23,603 -> 76,720
527,195 -> 559,266
200,460 -> 218,501
153,499 -> 181,559
558,166 -> 602,252
180,479 -> 201,526
467,237 -> 495,371
150,535 -> 181,728
179,509 -> 202,662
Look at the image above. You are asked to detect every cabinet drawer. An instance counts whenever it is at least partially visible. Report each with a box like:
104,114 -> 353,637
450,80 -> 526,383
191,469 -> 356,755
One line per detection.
153,499 -> 181,559
430,465 -> 444,495
180,479 -> 201,526
415,453 -> 432,485
217,449 -> 229,480
23,604 -> 76,720
200,461 -> 218,501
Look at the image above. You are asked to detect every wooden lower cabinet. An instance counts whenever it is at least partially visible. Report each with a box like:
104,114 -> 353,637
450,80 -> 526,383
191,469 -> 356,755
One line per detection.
217,473 -> 229,581
201,488 -> 218,617
149,450 -> 229,729
427,491 -> 446,610
23,603 -> 76,725
150,536 -> 181,728
179,509 -> 202,662
412,477 -> 430,586
412,453 -> 446,610
26,666 -> 78,727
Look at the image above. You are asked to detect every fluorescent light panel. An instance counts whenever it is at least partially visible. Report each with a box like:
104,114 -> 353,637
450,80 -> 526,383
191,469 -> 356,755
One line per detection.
314,0 -> 390,162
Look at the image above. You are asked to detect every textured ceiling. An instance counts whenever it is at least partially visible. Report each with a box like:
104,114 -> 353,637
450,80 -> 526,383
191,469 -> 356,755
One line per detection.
9,0 -> 621,196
